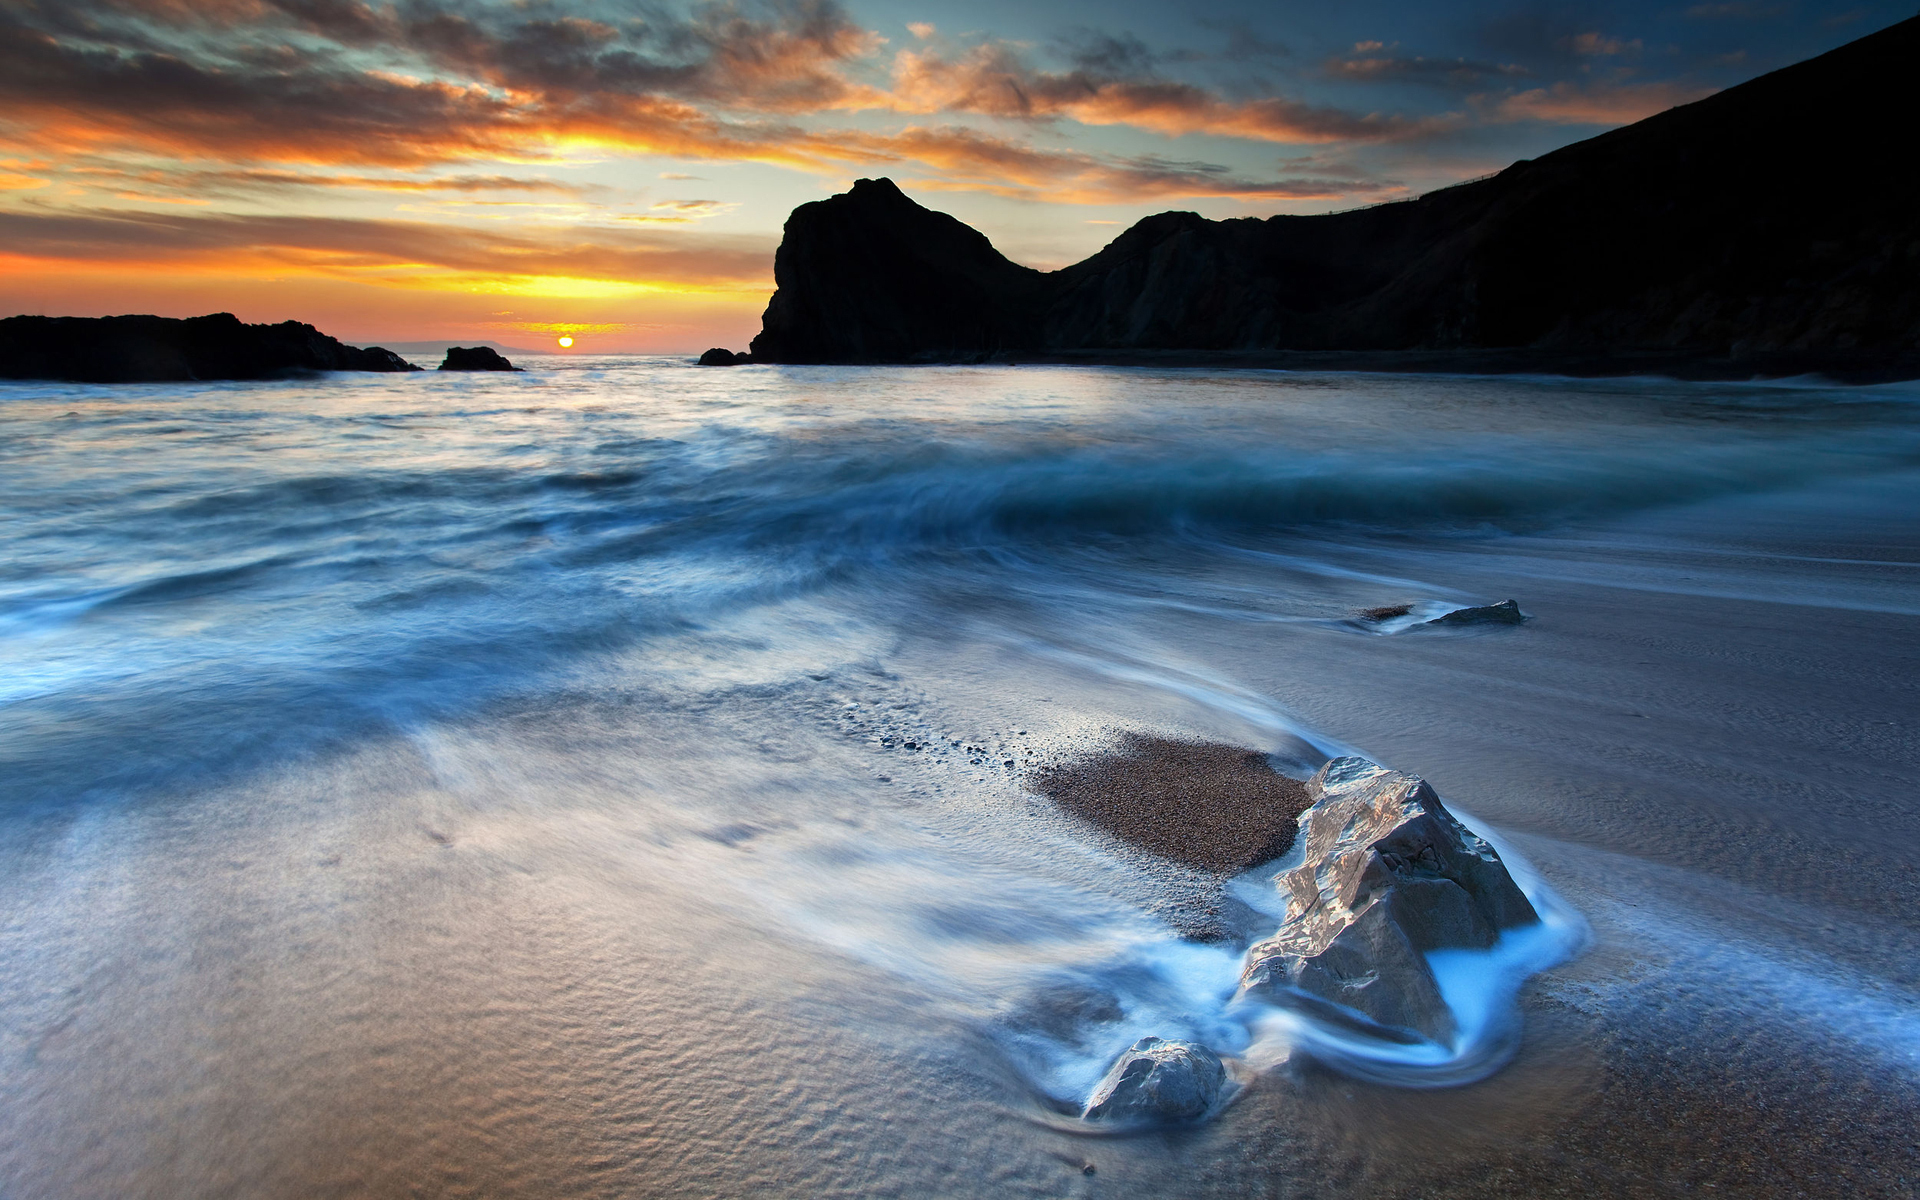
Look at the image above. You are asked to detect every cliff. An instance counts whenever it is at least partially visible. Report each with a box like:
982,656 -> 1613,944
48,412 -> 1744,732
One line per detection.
0,313 -> 420,382
748,15 -> 1920,376
750,178 -> 1046,363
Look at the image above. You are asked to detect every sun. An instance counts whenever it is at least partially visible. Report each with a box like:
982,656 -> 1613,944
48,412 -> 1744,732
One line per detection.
557,335 -> 574,348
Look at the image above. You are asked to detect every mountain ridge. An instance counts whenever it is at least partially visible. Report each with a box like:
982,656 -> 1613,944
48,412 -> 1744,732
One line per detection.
745,15 -> 1920,378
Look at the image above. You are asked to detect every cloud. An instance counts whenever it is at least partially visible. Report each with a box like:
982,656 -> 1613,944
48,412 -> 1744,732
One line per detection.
0,0 -> 894,167
1566,32 -> 1643,56
1487,79 -> 1718,125
0,0 -> 1731,212
0,207 -> 775,292
1324,51 -> 1529,88
0,8 -> 538,166
843,124 -> 1396,204
884,41 -> 1439,143
1685,2 -> 1789,18
401,0 -> 889,114
649,198 -> 737,218
81,166 -> 595,198
0,0 -> 1440,180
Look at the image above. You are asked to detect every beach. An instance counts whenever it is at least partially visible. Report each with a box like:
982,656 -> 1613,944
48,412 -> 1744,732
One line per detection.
1,361 -> 1916,1197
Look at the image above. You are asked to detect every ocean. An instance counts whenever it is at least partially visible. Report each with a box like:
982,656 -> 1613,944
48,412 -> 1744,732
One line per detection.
3,359 -> 1918,1197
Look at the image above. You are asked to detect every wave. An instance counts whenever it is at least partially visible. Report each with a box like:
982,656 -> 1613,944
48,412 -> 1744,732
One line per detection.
5,367 -> 1919,810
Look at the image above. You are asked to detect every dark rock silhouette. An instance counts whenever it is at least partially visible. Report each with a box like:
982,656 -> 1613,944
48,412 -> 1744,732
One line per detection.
696,347 -> 746,366
750,16 -> 1920,379
751,177 -> 1046,364
1082,1036 -> 1226,1124
1238,757 -> 1538,1044
1429,599 -> 1527,627
439,346 -> 520,371
0,313 -> 418,382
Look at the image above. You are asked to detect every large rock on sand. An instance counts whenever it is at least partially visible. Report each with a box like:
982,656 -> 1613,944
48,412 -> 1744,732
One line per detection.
1238,757 -> 1537,1043
1083,1036 -> 1225,1124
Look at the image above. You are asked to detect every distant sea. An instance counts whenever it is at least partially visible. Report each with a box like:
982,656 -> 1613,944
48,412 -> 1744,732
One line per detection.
4,359 -> 1917,1197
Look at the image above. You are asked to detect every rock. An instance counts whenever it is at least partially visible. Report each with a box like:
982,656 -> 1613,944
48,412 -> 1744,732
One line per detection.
1357,603 -> 1414,622
745,17 -> 1920,379
749,177 -> 1048,364
1238,757 -> 1538,1043
1428,599 -> 1526,626
438,346 -> 520,371
0,313 -> 421,382
1082,1036 -> 1225,1124
696,347 -> 746,365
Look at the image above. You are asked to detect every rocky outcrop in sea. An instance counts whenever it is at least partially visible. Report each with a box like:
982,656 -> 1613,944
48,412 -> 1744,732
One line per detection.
1237,757 -> 1539,1044
0,313 -> 418,383
438,346 -> 520,371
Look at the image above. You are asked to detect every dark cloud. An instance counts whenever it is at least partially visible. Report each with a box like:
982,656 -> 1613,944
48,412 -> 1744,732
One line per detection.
0,0 -> 1447,187
1471,12 -> 1648,66
1052,30 -> 1163,77
0,5 -> 536,165
856,124 -> 1397,204
887,39 -> 1442,143
1196,19 -> 1294,62
1323,49 -> 1529,88
1685,2 -> 1790,18
398,0 -> 882,111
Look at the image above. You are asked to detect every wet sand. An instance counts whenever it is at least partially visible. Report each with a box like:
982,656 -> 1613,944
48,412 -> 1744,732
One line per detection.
5,368 -> 1919,1198
1029,734 -> 1310,875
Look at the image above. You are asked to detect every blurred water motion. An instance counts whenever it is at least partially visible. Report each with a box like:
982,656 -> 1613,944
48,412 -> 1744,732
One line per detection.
3,361 -> 1918,1197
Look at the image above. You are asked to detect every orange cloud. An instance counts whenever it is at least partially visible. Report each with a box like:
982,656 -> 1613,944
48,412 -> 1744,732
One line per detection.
828,124 -> 1395,204
1488,79 -> 1718,125
0,208 -> 774,294
0,0 -> 1439,185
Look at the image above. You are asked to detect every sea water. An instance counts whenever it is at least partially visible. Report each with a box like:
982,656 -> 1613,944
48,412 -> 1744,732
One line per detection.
3,360 -> 1918,1197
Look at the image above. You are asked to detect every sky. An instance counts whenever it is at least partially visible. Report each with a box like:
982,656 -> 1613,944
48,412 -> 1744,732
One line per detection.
0,0 -> 1906,353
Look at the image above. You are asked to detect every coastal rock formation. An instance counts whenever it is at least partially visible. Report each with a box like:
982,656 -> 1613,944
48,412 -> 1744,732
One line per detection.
1238,757 -> 1537,1043
749,177 -> 1046,364
1082,1036 -> 1225,1124
0,313 -> 418,383
439,346 -> 520,371
697,347 -> 746,366
748,17 -> 1920,378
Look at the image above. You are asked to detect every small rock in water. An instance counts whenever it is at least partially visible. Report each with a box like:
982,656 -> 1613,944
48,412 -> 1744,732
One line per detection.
1082,1036 -> 1225,1124
697,347 -> 745,366
1427,599 -> 1525,626
1239,756 -> 1538,1043
438,346 -> 520,371
1357,603 -> 1414,621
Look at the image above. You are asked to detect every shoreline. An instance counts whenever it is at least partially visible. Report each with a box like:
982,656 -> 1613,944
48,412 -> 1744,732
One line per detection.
737,346 -> 1920,385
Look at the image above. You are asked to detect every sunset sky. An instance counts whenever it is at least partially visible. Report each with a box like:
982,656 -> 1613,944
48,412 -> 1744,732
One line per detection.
0,0 -> 1903,353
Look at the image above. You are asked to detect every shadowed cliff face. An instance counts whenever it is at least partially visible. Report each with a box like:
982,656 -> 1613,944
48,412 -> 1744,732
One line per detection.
749,178 -> 1047,363
749,16 -> 1920,368
0,313 -> 419,382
